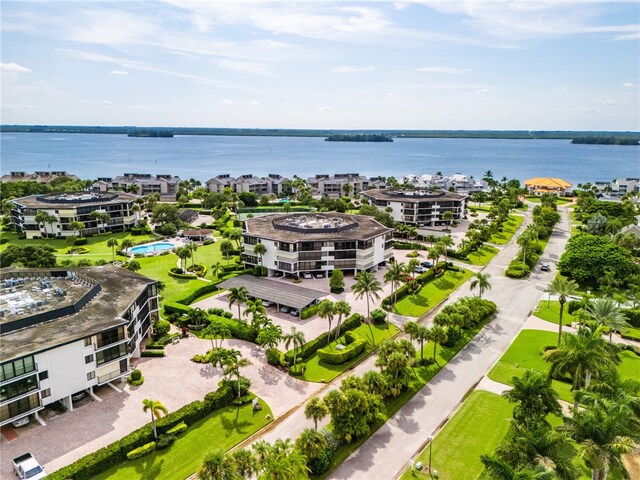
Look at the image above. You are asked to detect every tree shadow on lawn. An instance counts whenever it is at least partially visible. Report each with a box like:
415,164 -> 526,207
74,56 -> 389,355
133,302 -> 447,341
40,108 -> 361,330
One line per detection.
133,452 -> 165,480
219,406 -> 255,435
433,278 -> 454,290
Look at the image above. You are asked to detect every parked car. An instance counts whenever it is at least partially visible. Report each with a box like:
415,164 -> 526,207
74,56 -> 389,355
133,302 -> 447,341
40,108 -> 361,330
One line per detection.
280,306 -> 290,313
414,266 -> 426,274
290,308 -> 300,316
314,272 -> 325,279
262,300 -> 273,307
71,391 -> 87,402
303,272 -> 313,279
13,453 -> 46,480
540,262 -> 550,272
11,416 -> 29,428
421,261 -> 433,268
271,271 -> 283,278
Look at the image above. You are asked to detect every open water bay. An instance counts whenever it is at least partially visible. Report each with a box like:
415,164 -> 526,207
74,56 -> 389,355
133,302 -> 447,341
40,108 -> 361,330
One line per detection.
1,133 -> 638,185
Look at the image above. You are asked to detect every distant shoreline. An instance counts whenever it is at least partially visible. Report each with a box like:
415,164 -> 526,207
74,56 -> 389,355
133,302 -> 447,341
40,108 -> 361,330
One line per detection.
2,125 -> 639,141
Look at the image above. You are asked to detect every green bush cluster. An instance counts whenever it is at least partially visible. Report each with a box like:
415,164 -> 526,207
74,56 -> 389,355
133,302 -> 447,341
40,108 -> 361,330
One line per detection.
186,264 -> 207,277
126,441 -> 156,460
301,303 -> 320,320
317,333 -> 367,365
175,283 -> 221,305
154,319 -> 171,338
266,347 -> 286,368
67,246 -> 90,254
155,433 -> 176,450
284,314 -> 363,364
505,260 -> 529,278
381,263 -> 446,308
128,369 -> 144,386
130,225 -> 151,235
289,362 -> 306,376
166,422 -> 188,435
141,349 -> 165,358
168,267 -> 197,279
73,237 -> 88,246
393,241 -> 427,250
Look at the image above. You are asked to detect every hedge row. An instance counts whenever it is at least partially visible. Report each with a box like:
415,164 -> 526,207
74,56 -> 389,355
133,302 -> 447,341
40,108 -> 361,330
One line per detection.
141,349 -> 165,358
49,385 -> 234,480
175,283 -> 221,305
284,313 -> 363,364
168,268 -> 198,279
301,303 -> 320,320
127,441 -> 155,460
393,241 -> 427,250
317,333 -> 367,365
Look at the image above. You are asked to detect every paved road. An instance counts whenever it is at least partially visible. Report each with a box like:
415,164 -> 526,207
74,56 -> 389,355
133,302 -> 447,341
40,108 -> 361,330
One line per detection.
326,206 -> 572,480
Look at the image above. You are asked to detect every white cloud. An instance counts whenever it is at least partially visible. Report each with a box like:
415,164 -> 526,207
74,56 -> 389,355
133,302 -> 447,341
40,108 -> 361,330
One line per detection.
622,83 -> 637,88
110,70 -> 128,76
1,63 -> 32,73
331,65 -> 375,74
615,32 -> 640,41
394,3 -> 409,11
416,66 -> 469,74
475,88 -> 490,94
221,99 -> 234,105
249,100 -> 260,105
592,98 -> 622,106
317,106 -> 334,112
99,100 -> 114,106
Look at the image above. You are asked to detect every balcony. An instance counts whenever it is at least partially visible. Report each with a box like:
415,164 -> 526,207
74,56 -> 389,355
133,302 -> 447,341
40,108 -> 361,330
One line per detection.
97,369 -> 131,385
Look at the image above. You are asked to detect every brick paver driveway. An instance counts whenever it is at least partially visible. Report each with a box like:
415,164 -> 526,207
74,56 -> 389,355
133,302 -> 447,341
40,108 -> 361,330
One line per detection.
0,336 -> 322,477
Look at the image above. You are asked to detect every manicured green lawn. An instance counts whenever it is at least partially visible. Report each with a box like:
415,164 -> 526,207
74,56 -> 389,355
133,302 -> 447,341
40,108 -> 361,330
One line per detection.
526,196 -> 573,205
299,324 -> 400,383
319,317 -> 493,479
93,398 -> 273,480
0,230 -> 158,263
489,215 -> 524,245
399,391 -> 513,480
622,327 -> 640,341
465,245 -> 499,266
393,268 -> 473,317
533,300 -> 577,326
488,329 -> 640,403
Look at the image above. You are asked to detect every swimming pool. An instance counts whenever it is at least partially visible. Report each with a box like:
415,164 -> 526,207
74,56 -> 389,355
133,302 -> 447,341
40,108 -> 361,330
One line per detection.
130,242 -> 175,254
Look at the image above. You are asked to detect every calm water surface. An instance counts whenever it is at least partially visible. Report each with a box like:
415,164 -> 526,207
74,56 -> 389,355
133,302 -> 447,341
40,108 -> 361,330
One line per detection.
1,133 -> 638,185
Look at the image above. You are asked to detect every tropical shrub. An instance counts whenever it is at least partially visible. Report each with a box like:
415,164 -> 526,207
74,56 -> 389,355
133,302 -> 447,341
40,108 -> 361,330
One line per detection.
317,334 -> 367,365
166,422 -> 187,436
127,441 -> 156,460
505,260 -> 529,278
128,369 -> 144,386
370,308 -> 388,325
155,434 -> 176,450
154,319 -> 171,338
74,237 -> 88,246
266,347 -> 286,368
289,362 -> 306,376
301,303 -> 320,320
141,349 -> 165,358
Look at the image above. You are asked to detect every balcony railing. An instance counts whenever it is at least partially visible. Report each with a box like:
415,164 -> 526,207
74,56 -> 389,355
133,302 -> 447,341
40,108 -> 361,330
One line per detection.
97,369 -> 131,385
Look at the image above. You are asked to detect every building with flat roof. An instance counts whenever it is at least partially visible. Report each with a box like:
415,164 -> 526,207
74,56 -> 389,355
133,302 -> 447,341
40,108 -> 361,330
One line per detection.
242,212 -> 393,276
205,174 -> 291,196
10,191 -> 139,239
524,178 -> 573,196
0,171 -> 80,184
0,265 -> 159,427
361,189 -> 468,227
306,173 -> 370,198
402,173 -> 485,193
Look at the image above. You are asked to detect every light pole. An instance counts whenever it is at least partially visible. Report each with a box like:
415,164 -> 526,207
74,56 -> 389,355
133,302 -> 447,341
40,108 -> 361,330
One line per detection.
428,434 -> 434,476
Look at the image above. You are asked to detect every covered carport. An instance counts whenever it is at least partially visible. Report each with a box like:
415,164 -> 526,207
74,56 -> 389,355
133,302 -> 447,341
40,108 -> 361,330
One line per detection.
216,275 -> 326,311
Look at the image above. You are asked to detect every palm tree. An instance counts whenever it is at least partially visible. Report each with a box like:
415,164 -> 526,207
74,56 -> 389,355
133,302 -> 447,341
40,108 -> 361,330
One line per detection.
175,246 -> 191,272
429,325 -> 448,363
254,242 -> 267,273
90,210 -> 110,233
502,370 -> 561,428
142,398 -> 168,440
546,329 -> 620,396
304,397 -> 328,430
197,447 -> 237,480
256,323 -> 283,350
439,235 -> 454,261
219,239 -> 234,266
68,220 -> 85,238
284,326 -> 306,366
228,286 -> 249,320
351,270 -> 382,321
585,297 -> 630,342
545,277 -> 578,346
219,349 -> 251,400
211,261 -> 224,279
131,203 -> 141,225
317,299 -> 335,345
230,448 -> 254,480
120,238 -> 134,256
333,300 -> 351,342
384,260 -> 406,309
243,299 -> 266,323
187,242 -> 198,267
35,211 -> 52,237
107,237 -> 119,262
296,428 -> 328,465
470,272 -> 492,299
517,229 -> 534,265
480,454 -> 554,480
405,321 -> 430,361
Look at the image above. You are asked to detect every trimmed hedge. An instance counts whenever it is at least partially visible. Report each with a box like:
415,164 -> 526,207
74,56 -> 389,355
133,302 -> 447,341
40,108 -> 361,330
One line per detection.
73,237 -> 88,246
505,260 -> 529,278
622,308 -> 640,328
166,422 -> 188,435
317,334 -> 367,365
176,283 -> 221,305
301,303 -> 320,320
127,441 -> 156,460
168,268 -> 198,279
266,347 -> 286,368
284,313 -> 363,364
141,349 -> 165,358
187,264 -> 207,277
393,241 -> 427,250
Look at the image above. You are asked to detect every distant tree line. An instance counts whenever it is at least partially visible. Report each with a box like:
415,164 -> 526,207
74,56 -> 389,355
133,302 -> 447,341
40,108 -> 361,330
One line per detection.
571,136 -> 639,145
127,129 -> 174,138
325,133 -> 393,142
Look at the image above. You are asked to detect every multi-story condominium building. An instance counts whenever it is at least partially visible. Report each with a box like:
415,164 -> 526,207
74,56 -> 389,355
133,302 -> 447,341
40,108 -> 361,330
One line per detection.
362,189 -> 468,227
205,174 -> 290,196
402,173 -> 485,193
92,173 -> 181,200
593,178 -> 640,197
10,191 -> 139,239
242,212 -> 394,276
0,266 -> 159,426
0,171 -> 81,184
306,173 -> 370,198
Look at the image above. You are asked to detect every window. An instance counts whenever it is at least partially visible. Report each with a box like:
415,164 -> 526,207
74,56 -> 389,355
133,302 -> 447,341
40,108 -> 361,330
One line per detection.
41,388 -> 51,398
87,371 -> 95,381
0,374 -> 38,402
84,337 -> 92,347
38,371 -> 48,381
0,356 -> 36,382
85,354 -> 94,364
96,343 -> 127,366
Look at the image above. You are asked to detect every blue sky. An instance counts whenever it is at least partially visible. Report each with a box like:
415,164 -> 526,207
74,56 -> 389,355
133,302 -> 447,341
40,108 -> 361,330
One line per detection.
1,1 -> 638,130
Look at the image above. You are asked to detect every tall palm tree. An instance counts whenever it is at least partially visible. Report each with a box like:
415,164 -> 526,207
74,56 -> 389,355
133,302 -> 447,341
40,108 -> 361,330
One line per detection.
228,286 -> 249,320
296,428 -> 328,465
187,242 -> 198,267
439,235 -> 454,262
545,277 -> 578,346
219,239 -> 234,266
304,397 -> 328,430
219,349 -> 251,400
256,323 -> 283,350
333,300 -> 352,342
384,260 -> 406,309
429,325 -> 448,363
243,298 -> 266,323
470,272 -> 492,299
254,242 -> 267,273
175,246 -> 191,271
405,321 -> 430,361
317,299 -> 335,345
106,237 -> 119,262
517,229 -> 534,265
351,270 -> 382,321
585,297 -> 630,342
142,398 -> 168,440
197,447 -> 237,480
284,326 -> 306,366
120,238 -> 134,256
35,210 -> 51,237
68,220 -> 85,238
